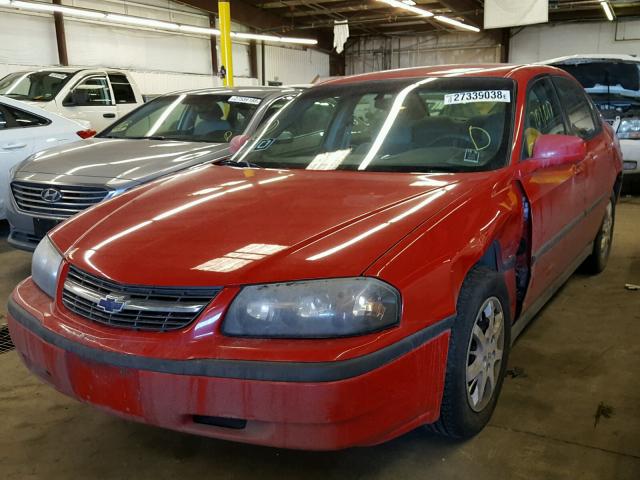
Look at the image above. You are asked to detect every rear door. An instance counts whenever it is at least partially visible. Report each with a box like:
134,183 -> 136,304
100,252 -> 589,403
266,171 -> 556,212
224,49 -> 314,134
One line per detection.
552,75 -> 610,243
517,76 -> 586,311
108,73 -> 140,119
0,104 -> 56,217
58,74 -> 117,131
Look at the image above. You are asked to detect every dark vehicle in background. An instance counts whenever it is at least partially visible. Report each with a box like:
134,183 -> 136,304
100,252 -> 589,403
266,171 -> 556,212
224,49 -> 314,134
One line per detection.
547,54 -> 640,188
6,86 -> 300,251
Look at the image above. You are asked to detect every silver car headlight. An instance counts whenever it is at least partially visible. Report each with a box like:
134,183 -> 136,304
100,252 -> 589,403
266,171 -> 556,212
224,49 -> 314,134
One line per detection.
32,236 -> 63,298
617,118 -> 640,139
222,277 -> 400,338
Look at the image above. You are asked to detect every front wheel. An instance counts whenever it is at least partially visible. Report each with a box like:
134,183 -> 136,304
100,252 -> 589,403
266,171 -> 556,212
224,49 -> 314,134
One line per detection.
584,196 -> 615,274
426,266 -> 511,439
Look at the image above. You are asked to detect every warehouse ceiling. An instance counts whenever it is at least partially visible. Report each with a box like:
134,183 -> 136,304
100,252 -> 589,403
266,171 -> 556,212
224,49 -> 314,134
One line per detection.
178,0 -> 640,46
242,0 -> 640,35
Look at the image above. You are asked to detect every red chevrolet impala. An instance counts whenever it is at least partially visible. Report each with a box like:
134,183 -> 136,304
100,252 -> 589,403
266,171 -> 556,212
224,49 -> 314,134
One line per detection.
8,64 -> 622,450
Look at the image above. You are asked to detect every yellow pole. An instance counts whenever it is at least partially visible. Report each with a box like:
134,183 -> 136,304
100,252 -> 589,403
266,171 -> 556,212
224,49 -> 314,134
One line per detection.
218,0 -> 234,87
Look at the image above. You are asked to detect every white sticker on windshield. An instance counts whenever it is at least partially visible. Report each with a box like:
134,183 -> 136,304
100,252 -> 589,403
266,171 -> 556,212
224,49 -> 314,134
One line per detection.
228,96 -> 261,105
444,90 -> 510,105
48,73 -> 68,80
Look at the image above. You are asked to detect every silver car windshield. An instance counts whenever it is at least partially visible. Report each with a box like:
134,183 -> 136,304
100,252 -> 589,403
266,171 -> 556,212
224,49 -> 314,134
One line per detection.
100,94 -> 263,143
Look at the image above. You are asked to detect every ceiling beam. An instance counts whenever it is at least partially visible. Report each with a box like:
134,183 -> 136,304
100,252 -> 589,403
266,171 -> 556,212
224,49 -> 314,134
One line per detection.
549,4 -> 640,21
437,0 -> 482,27
256,0 -> 438,9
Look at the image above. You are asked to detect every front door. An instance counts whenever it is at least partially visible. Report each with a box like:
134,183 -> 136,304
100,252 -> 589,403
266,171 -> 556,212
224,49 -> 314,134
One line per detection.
517,76 -> 587,311
59,75 -> 117,131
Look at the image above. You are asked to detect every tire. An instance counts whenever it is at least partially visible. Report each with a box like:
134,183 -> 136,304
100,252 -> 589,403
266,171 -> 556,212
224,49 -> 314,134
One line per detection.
426,266 -> 511,439
584,196 -> 615,275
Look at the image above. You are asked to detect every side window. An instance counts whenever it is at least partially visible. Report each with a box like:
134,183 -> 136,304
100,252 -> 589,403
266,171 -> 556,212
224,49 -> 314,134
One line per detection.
258,97 -> 292,127
350,93 -> 397,148
295,99 -> 335,135
553,76 -> 598,139
108,73 -> 136,104
3,105 -> 49,128
265,99 -> 337,156
522,78 -> 566,159
67,76 -> 113,106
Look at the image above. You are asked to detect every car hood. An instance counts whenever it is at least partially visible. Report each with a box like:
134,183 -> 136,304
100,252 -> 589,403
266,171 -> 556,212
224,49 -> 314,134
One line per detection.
18,138 -> 231,183
56,166 -> 489,287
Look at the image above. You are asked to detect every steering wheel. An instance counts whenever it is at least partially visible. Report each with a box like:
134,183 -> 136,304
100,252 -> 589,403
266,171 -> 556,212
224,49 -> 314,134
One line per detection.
428,133 -> 475,149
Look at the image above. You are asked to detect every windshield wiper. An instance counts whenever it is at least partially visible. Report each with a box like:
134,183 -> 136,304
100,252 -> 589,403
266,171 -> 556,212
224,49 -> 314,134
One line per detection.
214,159 -> 261,168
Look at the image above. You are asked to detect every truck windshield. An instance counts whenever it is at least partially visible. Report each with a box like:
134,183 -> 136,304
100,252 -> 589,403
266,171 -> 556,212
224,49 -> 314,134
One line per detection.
0,71 -> 76,102
99,93 -> 263,143
234,77 -> 515,173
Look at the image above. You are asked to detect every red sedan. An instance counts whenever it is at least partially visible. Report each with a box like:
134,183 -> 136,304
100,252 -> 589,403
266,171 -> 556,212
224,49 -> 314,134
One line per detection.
8,64 -> 622,450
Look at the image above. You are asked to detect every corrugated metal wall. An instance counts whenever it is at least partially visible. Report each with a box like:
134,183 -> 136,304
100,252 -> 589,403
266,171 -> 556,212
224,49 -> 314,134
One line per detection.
510,19 -> 640,63
259,45 -> 330,85
346,32 -> 501,75
0,0 -> 329,93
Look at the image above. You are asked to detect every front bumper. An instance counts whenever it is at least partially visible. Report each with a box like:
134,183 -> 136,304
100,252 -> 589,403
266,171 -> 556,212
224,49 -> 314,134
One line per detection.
8,283 -> 451,450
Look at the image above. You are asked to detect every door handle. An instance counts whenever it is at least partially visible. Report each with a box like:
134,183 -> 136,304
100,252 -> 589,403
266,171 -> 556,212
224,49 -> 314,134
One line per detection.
1,143 -> 27,150
103,113 -> 116,119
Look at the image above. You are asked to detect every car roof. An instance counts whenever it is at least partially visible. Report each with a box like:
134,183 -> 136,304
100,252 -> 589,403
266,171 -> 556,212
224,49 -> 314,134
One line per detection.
165,86 -> 301,98
322,64 -> 562,86
542,54 -> 640,64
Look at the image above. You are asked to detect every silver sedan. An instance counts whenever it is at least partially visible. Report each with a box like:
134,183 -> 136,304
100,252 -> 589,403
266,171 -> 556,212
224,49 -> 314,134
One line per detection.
6,86 -> 300,251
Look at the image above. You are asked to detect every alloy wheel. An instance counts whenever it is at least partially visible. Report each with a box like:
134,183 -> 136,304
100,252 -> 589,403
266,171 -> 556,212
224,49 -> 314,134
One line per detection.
466,296 -> 505,413
599,201 -> 613,263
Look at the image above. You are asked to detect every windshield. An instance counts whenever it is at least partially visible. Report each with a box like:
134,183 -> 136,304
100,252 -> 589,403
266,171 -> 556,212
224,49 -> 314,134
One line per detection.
556,61 -> 640,112
0,71 -> 75,101
100,93 -> 263,142
234,77 -> 515,173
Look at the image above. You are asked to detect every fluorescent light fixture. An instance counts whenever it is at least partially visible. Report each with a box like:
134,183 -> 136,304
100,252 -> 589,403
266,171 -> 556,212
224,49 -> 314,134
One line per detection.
11,0 -> 105,18
600,1 -> 614,21
106,13 -> 179,30
54,6 -> 105,19
434,15 -> 480,32
179,24 -> 220,35
5,0 -> 317,45
377,0 -> 433,17
231,31 -> 317,45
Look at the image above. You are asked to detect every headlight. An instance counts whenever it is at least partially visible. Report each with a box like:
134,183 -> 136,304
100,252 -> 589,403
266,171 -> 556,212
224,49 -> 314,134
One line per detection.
617,118 -> 640,139
32,236 -> 63,298
222,277 -> 400,338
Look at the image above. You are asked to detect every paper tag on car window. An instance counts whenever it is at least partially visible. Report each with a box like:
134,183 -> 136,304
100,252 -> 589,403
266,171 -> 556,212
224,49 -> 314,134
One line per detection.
229,96 -> 261,105
49,73 -> 68,80
444,90 -> 510,105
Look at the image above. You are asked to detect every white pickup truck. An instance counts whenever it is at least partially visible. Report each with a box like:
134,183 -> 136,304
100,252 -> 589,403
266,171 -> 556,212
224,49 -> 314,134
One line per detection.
0,68 -> 144,131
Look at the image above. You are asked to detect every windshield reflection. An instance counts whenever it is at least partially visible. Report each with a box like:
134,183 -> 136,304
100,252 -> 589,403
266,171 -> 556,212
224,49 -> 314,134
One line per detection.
233,76 -> 515,173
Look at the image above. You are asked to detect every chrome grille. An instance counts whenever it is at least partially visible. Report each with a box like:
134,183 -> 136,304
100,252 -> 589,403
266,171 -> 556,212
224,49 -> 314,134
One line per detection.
11,181 -> 110,218
62,266 -> 220,332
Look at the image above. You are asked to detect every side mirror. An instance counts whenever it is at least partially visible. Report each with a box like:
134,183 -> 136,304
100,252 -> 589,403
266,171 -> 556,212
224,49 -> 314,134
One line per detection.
229,134 -> 250,154
531,134 -> 586,168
